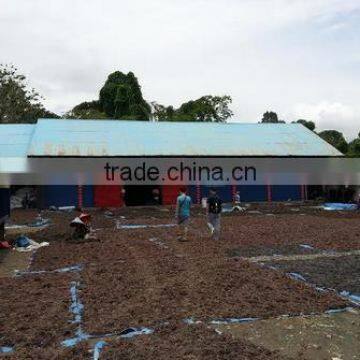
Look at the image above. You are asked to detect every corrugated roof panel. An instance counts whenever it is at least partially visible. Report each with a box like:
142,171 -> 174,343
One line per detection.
27,119 -> 342,157
0,124 -> 35,157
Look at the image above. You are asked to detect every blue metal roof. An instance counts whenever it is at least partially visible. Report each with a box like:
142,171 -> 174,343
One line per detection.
26,119 -> 342,157
0,124 -> 35,157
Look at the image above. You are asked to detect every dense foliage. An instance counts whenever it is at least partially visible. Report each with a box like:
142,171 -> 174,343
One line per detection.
0,64 -> 58,123
294,119 -> 316,131
152,95 -> 233,122
261,111 -> 279,123
318,130 -> 349,154
99,71 -> 151,120
63,100 -> 108,119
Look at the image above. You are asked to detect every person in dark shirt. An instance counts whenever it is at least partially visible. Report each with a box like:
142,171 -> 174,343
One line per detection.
206,188 -> 222,240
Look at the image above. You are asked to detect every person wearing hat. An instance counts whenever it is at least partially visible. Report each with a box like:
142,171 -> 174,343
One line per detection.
70,213 -> 91,241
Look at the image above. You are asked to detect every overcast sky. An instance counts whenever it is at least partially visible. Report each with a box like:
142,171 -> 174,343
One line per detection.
1,0 -> 360,139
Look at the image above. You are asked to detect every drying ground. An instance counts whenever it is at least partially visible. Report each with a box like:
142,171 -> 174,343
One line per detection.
1,204 -> 359,359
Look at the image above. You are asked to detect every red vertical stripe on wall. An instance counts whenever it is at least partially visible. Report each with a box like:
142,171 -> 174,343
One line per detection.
162,185 -> 184,205
196,183 -> 201,204
231,184 -> 237,199
78,185 -> 83,209
267,185 -> 272,202
94,186 -> 123,207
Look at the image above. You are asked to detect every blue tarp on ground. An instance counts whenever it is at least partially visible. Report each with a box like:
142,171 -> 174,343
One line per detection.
323,203 -> 358,211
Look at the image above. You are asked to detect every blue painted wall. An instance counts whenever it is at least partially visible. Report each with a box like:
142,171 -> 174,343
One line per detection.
188,185 -> 302,203
271,185 -> 302,201
39,186 -> 94,208
236,185 -> 268,202
201,186 -> 233,202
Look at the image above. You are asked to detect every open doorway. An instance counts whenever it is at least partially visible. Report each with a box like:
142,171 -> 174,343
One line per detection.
124,186 -> 162,206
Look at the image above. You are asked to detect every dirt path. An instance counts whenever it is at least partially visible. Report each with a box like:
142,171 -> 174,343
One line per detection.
0,250 -> 32,277
215,308 -> 360,360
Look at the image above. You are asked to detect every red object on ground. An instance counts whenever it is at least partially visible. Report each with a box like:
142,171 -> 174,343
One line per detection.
0,241 -> 11,249
162,185 -> 185,205
94,186 -> 124,208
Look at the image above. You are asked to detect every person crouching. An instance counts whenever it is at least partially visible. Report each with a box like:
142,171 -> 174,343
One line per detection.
70,213 -> 92,241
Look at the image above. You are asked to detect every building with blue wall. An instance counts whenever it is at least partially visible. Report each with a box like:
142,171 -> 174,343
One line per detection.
0,119 -> 342,208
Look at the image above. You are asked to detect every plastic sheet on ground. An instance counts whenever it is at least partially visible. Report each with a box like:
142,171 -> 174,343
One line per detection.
5,224 -> 28,230
70,281 -> 84,324
62,281 -> 89,347
222,204 -> 246,213
0,346 -> 13,354
116,222 -> 176,230
15,264 -> 83,276
15,239 -> 49,252
323,203 -> 358,211
119,327 -> 154,338
210,317 -> 259,325
28,217 -> 51,228
93,341 -> 107,360
299,244 -> 314,250
340,291 -> 360,305
287,272 -> 307,282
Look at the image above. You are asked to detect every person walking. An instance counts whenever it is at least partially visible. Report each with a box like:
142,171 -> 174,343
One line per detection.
175,187 -> 192,242
207,188 -> 222,240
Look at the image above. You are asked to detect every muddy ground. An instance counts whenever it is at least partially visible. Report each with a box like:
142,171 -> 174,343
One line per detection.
215,309 -> 360,360
1,206 -> 359,359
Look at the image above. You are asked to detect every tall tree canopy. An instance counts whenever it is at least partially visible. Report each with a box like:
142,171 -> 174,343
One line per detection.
318,130 -> 348,154
99,71 -> 151,120
152,95 -> 233,122
294,119 -> 315,131
261,111 -> 279,123
63,100 -> 108,119
68,71 -> 233,122
0,64 -> 58,123
347,138 -> 360,156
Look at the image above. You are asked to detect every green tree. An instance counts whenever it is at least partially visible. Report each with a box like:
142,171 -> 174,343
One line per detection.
261,111 -> 279,123
294,119 -> 315,131
347,137 -> 360,157
153,95 -> 233,122
99,71 -> 151,120
151,103 -> 175,120
318,130 -> 348,154
0,64 -> 58,123
63,100 -> 108,119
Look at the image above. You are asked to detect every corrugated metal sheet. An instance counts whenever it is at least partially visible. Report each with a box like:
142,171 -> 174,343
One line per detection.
0,124 -> 35,157
27,119 -> 342,157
